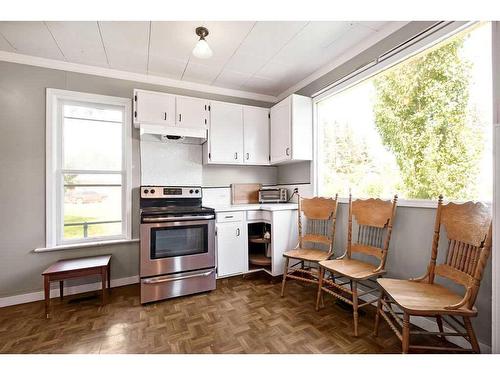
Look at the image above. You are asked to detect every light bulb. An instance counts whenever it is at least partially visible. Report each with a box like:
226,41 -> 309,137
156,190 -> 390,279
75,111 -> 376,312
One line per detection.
192,39 -> 213,59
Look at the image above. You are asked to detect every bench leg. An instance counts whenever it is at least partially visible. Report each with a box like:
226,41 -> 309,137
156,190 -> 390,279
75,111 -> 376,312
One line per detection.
107,263 -> 111,291
101,268 -> 107,305
44,276 -> 50,318
59,280 -> 64,300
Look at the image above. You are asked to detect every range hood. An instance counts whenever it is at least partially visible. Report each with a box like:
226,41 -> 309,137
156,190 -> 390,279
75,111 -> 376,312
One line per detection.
139,123 -> 207,145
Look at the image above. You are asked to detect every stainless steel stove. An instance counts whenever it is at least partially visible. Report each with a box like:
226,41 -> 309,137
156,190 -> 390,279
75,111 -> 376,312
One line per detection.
139,186 -> 216,304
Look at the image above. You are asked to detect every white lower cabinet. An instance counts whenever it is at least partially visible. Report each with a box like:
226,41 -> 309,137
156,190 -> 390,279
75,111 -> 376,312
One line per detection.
215,208 -> 299,278
216,221 -> 247,277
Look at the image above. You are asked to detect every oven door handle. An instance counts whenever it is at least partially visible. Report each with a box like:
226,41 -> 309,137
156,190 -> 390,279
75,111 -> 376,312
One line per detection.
142,214 -> 215,222
143,269 -> 215,284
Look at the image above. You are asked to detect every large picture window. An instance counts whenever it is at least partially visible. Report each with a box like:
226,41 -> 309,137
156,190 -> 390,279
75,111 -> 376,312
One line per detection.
46,89 -> 132,247
316,22 -> 493,203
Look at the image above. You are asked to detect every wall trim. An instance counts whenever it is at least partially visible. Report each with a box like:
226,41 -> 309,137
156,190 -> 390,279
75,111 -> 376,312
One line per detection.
0,275 -> 139,308
0,50 -> 277,103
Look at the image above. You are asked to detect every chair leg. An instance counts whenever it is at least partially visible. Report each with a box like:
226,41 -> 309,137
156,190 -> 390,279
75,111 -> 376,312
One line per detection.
280,257 -> 290,297
463,316 -> 480,353
436,315 -> 446,342
402,312 -> 410,354
352,280 -> 359,337
315,266 -> 325,311
373,289 -> 384,337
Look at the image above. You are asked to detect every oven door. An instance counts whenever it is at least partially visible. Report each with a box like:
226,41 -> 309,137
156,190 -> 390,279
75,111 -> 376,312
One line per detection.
140,218 -> 215,278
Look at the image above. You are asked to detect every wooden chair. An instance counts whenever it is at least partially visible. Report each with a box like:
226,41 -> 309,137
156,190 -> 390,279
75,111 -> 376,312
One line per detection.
316,194 -> 398,336
280,194 -> 338,297
374,196 -> 492,353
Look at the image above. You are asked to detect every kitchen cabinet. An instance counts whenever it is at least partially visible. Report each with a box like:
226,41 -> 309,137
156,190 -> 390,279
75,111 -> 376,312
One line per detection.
270,94 -> 312,164
243,106 -> 270,165
176,96 -> 208,129
216,220 -> 247,277
205,101 -> 244,164
134,89 -> 176,126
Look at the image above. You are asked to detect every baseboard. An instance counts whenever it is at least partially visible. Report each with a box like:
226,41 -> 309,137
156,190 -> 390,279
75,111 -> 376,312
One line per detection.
0,275 -> 139,308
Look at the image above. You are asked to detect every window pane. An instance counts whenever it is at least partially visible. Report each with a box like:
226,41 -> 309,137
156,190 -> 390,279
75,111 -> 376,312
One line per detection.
64,104 -> 123,122
63,116 -> 122,171
63,173 -> 121,186
63,185 -> 122,240
317,22 -> 492,202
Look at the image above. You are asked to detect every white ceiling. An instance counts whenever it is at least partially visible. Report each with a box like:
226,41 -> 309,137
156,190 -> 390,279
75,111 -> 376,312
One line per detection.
0,21 -> 402,97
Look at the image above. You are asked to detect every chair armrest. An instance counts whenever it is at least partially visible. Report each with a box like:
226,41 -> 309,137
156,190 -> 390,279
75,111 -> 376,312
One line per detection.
336,250 -> 348,260
409,270 -> 430,283
444,287 -> 472,310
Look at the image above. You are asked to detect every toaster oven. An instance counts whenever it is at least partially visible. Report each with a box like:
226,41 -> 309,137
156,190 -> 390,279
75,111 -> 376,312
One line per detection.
258,188 -> 288,203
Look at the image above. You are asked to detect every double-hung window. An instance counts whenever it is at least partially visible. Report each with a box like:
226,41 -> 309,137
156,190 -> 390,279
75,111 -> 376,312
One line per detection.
46,89 -> 132,247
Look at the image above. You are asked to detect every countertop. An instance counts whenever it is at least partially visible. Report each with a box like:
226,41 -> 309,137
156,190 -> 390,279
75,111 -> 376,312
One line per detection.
210,203 -> 298,212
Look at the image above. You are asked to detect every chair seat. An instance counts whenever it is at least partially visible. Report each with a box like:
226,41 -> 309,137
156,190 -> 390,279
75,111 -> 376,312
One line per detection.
283,248 -> 331,262
319,258 -> 384,280
378,278 -> 477,316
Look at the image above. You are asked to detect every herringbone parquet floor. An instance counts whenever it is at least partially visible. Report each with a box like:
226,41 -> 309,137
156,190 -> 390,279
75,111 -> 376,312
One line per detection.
0,273 -> 438,354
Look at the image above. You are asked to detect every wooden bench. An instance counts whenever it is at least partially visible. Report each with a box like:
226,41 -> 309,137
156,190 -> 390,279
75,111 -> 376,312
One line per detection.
42,255 -> 111,318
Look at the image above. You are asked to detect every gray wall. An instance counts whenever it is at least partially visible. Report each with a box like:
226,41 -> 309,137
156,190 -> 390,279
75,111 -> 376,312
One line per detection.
0,60 -> 277,300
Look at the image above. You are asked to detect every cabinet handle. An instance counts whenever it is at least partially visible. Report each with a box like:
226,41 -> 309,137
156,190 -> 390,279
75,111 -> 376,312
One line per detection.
236,228 -> 240,237
234,152 -> 238,160
246,153 -> 249,160
286,147 -> 290,156
225,215 -> 234,219
179,114 -> 182,122
164,112 -> 167,121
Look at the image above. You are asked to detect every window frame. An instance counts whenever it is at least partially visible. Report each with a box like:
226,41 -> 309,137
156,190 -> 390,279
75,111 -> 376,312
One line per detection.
46,88 -> 132,247
312,21 -> 492,208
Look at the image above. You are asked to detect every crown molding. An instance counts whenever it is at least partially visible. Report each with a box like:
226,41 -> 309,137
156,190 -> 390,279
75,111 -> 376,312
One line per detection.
0,50 -> 278,103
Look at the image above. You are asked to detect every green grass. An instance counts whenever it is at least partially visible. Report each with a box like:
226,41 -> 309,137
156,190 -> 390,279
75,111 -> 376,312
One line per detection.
63,215 -> 120,239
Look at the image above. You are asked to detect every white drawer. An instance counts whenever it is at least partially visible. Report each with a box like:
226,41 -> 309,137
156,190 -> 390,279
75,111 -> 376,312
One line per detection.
246,210 -> 272,222
216,211 -> 245,223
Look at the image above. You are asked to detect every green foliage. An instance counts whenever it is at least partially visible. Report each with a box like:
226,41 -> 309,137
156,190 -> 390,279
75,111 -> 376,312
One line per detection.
373,37 -> 483,200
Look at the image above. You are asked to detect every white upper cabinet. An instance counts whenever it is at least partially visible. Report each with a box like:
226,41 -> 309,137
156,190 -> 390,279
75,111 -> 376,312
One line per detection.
243,106 -> 270,165
134,89 -> 176,126
176,96 -> 209,129
270,94 -> 312,164
207,101 -> 244,164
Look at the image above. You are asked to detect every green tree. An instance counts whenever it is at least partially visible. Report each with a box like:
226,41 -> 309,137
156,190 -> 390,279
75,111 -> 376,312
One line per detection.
373,37 -> 483,200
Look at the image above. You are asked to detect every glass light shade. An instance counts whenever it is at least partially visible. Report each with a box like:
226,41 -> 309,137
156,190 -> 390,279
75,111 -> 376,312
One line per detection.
192,39 -> 213,59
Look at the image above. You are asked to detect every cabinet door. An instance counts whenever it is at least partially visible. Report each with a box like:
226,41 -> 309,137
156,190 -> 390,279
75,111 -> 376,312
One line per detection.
134,90 -> 175,126
209,102 -> 244,164
216,222 -> 246,277
243,106 -> 270,165
270,98 -> 291,164
176,96 -> 209,129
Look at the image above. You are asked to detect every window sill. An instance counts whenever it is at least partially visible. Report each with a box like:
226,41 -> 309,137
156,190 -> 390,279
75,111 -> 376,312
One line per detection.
336,197 -> 438,209
34,238 -> 139,253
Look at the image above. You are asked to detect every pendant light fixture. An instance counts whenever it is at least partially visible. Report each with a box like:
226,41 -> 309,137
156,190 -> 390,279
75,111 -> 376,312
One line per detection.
192,26 -> 213,59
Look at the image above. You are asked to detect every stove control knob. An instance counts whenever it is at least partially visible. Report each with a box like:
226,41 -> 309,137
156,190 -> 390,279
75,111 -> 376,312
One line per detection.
150,189 -> 155,194
189,189 -> 194,194
195,189 -> 200,194
144,189 -> 149,194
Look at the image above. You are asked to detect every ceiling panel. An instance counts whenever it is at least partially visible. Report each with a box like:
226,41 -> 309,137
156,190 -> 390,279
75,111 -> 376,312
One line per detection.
213,69 -> 251,90
224,51 -> 268,76
324,24 -> 376,60
0,33 -> 15,52
236,21 -> 308,61
46,21 -> 107,66
182,60 -> 223,84
0,21 -> 64,59
99,21 -> 150,73
271,22 -> 355,66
